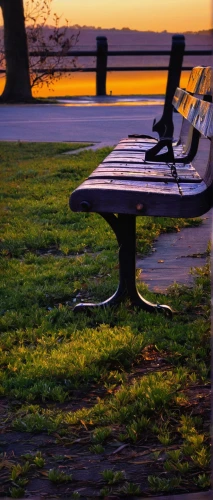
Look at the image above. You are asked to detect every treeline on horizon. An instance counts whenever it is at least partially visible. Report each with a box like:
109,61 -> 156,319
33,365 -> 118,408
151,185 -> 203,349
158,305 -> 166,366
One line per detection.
0,25 -> 211,35
63,27 -> 213,35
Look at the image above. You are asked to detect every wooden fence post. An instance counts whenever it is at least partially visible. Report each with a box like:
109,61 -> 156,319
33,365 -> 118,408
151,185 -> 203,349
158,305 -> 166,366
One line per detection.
96,36 -> 108,96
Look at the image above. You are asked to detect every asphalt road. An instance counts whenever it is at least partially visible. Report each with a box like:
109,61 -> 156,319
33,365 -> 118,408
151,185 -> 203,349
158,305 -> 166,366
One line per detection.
0,101 -> 181,144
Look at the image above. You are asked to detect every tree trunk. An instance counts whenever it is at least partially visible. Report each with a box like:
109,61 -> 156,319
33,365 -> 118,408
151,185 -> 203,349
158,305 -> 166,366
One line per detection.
0,0 -> 33,102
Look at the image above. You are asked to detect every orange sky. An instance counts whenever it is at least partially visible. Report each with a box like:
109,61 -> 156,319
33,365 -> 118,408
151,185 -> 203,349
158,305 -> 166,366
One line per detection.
0,0 -> 211,97
43,0 -> 211,32
0,0 -> 211,31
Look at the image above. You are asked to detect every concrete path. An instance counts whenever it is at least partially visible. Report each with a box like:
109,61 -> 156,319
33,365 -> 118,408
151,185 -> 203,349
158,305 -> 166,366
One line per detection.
0,100 -> 211,293
137,212 -> 211,292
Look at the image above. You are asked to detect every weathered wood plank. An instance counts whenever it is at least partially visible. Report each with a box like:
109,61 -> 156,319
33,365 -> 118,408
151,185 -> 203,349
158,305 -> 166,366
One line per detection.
96,159 -> 201,173
89,174 -> 201,183
114,144 -> 156,151
104,145 -> 188,163
89,163 -> 201,182
186,66 -> 211,95
119,138 -> 157,144
92,165 -> 200,174
94,163 -> 171,171
75,178 -> 180,193
103,152 -> 174,163
179,180 -> 208,195
173,89 -> 213,137
82,178 -> 205,193
114,142 -> 184,155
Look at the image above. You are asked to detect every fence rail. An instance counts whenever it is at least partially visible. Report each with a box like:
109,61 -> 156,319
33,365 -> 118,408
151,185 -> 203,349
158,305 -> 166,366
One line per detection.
0,35 -> 212,96
28,49 -> 212,57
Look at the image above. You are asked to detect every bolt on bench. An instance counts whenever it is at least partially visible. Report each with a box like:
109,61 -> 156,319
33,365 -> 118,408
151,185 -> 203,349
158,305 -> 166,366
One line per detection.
69,66 -> 213,315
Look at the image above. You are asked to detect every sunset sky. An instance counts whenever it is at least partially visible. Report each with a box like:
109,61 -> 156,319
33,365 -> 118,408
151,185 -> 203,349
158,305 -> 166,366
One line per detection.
0,0 -> 212,97
43,0 -> 211,32
0,0 -> 211,31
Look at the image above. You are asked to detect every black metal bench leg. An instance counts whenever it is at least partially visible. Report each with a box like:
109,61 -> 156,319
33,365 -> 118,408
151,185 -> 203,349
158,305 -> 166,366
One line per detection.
73,213 -> 172,316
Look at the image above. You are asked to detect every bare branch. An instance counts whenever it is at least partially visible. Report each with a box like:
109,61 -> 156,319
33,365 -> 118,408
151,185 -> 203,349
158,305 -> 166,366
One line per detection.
0,0 -> 80,92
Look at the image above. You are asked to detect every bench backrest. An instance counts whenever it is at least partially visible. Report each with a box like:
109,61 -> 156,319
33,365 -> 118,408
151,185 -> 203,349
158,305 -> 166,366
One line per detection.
146,67 -> 213,164
176,66 -> 212,159
173,68 -> 213,189
173,79 -> 213,138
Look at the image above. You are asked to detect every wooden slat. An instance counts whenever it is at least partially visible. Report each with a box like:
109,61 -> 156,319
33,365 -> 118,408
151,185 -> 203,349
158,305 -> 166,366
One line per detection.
77,178 -> 180,194
89,173 -> 200,183
119,138 -> 157,144
173,89 -> 213,137
114,143 -> 155,151
92,166 -> 200,177
172,166 -> 201,180
103,151 -> 173,162
103,152 -> 147,162
89,162 -> 201,182
91,164 -> 171,174
179,180 -> 208,195
94,162 -> 170,170
186,66 -> 211,95
116,139 -> 183,149
107,138 -> 184,156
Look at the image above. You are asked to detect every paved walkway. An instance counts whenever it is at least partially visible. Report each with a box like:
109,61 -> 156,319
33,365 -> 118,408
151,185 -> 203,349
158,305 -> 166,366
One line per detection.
137,212 -> 211,292
0,99 -> 211,293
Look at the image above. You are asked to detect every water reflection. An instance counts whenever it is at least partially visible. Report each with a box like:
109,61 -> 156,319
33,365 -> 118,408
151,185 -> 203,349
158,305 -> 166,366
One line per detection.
0,70 -> 191,99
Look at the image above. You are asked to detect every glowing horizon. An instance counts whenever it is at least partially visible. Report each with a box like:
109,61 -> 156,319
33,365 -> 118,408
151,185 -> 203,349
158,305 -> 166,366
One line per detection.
0,0 -> 212,32
54,0 -> 212,32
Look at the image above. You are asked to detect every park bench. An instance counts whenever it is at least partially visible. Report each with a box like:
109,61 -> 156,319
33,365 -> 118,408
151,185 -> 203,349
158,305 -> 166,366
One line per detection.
69,66 -> 213,315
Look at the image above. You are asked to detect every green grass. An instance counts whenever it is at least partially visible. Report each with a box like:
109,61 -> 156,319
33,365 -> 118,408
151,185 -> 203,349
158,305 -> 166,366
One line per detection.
0,141 -> 210,498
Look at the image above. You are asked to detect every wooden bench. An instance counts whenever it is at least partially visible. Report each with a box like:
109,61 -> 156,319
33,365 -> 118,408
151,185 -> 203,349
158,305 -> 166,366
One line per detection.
69,66 -> 213,315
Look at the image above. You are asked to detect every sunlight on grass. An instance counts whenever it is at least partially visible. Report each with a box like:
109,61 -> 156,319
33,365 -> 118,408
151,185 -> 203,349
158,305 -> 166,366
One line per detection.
0,141 -> 210,497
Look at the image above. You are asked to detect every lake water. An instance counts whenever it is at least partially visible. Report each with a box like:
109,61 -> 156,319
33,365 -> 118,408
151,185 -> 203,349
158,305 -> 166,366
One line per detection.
0,70 -> 191,99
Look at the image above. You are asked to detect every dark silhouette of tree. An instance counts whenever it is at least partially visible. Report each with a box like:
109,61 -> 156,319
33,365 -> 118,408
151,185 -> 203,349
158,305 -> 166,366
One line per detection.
0,0 -> 32,102
0,0 -> 79,102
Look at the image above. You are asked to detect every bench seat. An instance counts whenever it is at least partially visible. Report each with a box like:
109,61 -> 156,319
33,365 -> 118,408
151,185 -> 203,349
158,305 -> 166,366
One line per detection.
70,137 -> 211,219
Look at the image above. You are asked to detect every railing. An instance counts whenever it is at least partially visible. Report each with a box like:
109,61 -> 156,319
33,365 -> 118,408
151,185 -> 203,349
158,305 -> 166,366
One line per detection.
31,35 -> 212,96
0,34 -> 212,96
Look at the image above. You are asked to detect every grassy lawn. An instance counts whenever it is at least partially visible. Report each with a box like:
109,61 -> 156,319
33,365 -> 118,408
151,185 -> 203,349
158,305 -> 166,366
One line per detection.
0,142 -> 211,498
